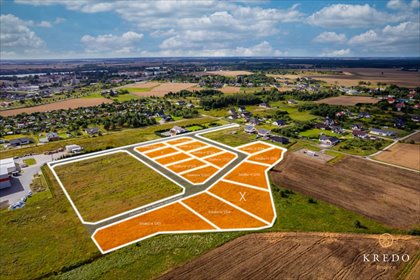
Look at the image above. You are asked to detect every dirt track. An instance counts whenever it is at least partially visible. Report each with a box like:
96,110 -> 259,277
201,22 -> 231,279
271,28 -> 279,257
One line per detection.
159,232 -> 420,280
270,153 -> 420,229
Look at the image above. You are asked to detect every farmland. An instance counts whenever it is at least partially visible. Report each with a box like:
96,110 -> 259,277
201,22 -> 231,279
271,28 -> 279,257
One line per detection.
120,82 -> 196,97
373,143 -> 420,171
159,232 -> 420,280
315,96 -> 379,106
270,153 -> 420,229
53,152 -> 183,222
206,70 -> 253,77
0,97 -> 112,117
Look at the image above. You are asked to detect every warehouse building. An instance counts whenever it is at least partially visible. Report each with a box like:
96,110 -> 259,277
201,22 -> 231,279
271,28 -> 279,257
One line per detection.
0,158 -> 19,189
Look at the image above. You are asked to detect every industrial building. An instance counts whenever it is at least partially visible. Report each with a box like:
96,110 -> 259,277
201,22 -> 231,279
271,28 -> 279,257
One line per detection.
0,158 -> 19,189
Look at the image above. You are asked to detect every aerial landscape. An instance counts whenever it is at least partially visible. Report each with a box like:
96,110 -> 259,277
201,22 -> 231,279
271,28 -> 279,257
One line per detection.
0,1 -> 419,279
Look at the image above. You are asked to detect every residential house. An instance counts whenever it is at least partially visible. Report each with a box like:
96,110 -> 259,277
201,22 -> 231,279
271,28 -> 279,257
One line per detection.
176,100 -> 186,106
287,99 -> 297,104
85,127 -> 100,135
238,106 -> 246,113
244,125 -> 256,134
227,108 -> 236,115
352,130 -> 369,139
358,112 -> 371,118
370,128 -> 396,137
227,112 -> 238,120
319,135 -> 340,146
8,137 -> 32,147
159,115 -> 173,124
314,123 -> 329,130
396,102 -> 405,111
249,118 -> 260,126
257,129 -> 271,138
270,135 -> 289,144
46,132 -> 60,141
259,102 -> 270,108
331,126 -> 344,134
272,120 -> 286,127
186,103 -> 195,109
351,124 -> 363,131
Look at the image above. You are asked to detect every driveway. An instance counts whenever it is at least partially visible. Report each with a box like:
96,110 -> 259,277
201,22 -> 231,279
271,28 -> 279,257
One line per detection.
0,152 -> 66,205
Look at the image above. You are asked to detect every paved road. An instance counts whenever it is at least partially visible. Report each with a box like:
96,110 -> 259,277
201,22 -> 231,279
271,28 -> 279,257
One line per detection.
45,124 -> 247,234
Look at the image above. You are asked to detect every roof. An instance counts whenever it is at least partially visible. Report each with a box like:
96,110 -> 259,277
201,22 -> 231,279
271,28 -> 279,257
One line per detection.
0,158 -> 16,175
270,136 -> 289,143
320,135 -> 339,142
258,129 -> 270,134
244,125 -> 255,130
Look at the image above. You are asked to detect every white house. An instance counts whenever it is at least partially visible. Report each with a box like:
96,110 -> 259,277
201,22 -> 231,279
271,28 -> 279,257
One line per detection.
65,144 -> 83,154
0,158 -> 19,189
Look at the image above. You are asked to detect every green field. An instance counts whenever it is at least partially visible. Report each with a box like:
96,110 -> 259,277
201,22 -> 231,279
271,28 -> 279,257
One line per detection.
23,158 -> 36,166
0,161 -> 399,280
54,152 -> 182,222
203,127 -> 256,147
299,128 -> 341,138
124,87 -> 153,93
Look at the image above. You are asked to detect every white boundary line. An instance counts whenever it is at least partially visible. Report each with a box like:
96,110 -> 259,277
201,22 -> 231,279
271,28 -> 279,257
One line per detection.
179,201 -> 221,230
49,150 -> 186,225
244,160 -> 271,167
205,191 -> 270,226
91,140 -> 287,254
47,124 -> 239,226
220,179 -> 270,192
133,136 -> 237,186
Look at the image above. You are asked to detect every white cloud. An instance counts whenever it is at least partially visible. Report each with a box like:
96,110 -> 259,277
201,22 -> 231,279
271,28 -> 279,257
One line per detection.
321,48 -> 351,57
313,32 -> 347,43
387,0 -> 420,10
0,14 -> 45,54
80,31 -> 143,54
140,41 -> 285,57
307,4 -> 402,28
348,21 -> 419,54
14,0 -> 304,56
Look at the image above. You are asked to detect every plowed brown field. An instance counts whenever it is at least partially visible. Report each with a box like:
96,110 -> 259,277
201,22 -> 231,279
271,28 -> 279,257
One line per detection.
159,232 -> 420,280
270,153 -> 420,228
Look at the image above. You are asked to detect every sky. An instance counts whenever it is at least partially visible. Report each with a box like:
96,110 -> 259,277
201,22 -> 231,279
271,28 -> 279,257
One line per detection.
0,0 -> 419,59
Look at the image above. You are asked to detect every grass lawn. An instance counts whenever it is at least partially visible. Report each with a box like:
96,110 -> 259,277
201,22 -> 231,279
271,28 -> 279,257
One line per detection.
299,128 -> 340,138
54,152 -> 183,222
288,140 -> 322,152
0,117 -> 217,159
112,93 -> 139,102
202,127 -> 256,147
23,157 -> 36,166
124,87 -> 153,93
332,138 -> 392,156
281,106 -> 317,121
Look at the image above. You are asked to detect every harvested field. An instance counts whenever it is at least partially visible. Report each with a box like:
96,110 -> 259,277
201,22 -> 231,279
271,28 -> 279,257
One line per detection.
308,68 -> 420,88
209,180 -> 274,222
206,70 -> 253,77
0,98 -> 112,117
315,96 -> 379,105
122,82 -> 196,97
159,232 -> 420,280
270,153 -> 420,228
374,143 -> 420,171
53,152 -> 182,222
182,192 -> 266,229
93,202 -> 215,253
224,162 -> 269,189
404,131 -> 420,144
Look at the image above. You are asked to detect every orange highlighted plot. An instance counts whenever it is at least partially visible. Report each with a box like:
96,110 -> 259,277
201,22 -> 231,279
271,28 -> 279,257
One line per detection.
155,152 -> 191,165
209,181 -> 274,223
248,148 -> 284,165
238,142 -> 272,154
177,141 -> 208,152
167,158 -> 206,174
183,193 -> 266,229
144,147 -> 178,158
224,162 -> 269,189
204,152 -> 236,168
166,137 -> 193,145
93,202 -> 215,252
181,165 -> 218,184
135,142 -> 166,153
190,146 -> 222,158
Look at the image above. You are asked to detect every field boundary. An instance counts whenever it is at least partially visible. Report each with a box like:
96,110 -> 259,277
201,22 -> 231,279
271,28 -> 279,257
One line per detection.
91,139 -> 286,254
